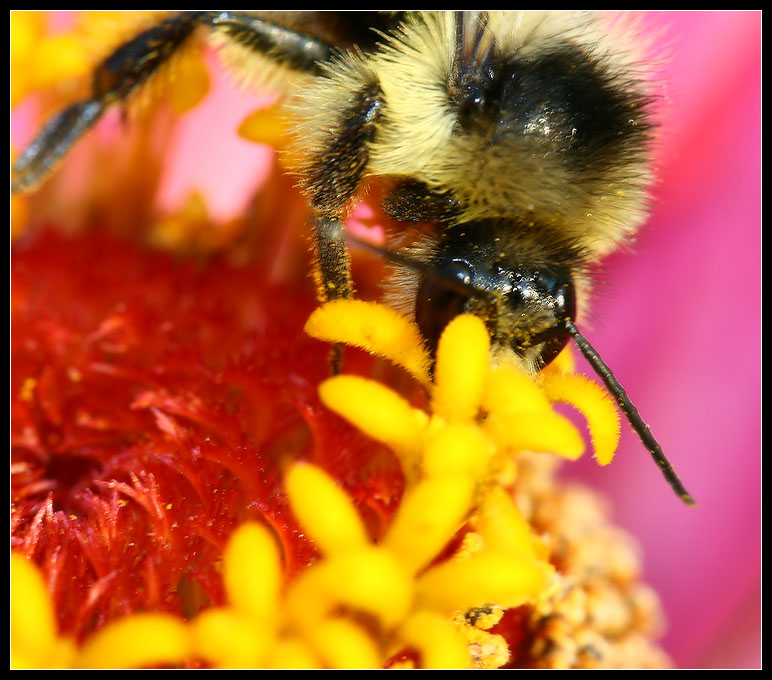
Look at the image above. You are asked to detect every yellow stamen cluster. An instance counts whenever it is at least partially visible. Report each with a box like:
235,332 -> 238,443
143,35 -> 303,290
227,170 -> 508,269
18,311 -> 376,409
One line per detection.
305,299 -> 620,475
301,300 -> 625,666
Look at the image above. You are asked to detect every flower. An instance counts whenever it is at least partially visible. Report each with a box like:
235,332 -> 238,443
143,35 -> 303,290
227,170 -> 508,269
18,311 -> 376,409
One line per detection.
10,553 -> 76,668
13,10 -> 724,670
11,227 -> 650,668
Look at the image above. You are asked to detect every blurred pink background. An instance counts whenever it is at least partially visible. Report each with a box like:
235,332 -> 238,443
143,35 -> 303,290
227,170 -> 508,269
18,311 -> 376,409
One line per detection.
13,11 -> 761,669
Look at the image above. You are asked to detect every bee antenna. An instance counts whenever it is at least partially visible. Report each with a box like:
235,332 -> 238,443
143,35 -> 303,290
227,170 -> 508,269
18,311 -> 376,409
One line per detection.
345,230 -> 494,303
564,319 -> 696,506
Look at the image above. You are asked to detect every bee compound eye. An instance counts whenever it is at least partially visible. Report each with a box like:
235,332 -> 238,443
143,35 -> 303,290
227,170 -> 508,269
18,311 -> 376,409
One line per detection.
415,260 -> 476,355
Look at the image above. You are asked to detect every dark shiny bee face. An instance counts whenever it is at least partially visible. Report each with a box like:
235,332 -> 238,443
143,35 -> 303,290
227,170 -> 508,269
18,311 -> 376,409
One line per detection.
413,219 -> 581,370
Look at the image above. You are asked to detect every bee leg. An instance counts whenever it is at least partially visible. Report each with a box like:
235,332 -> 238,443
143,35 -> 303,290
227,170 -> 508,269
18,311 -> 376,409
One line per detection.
12,11 -> 334,193
304,83 -> 384,373
312,216 -> 352,374
382,179 -> 464,222
13,12 -> 204,192
12,100 -> 106,193
304,81 -> 384,299
207,12 -> 331,75
313,216 -> 354,302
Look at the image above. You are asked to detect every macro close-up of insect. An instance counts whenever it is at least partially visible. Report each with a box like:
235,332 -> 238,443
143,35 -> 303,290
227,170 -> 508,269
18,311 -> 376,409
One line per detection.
12,10 -> 693,500
11,11 -> 760,670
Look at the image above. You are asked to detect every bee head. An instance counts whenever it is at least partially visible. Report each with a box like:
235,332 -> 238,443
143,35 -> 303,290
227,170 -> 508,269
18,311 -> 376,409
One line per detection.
409,219 -> 581,370
415,256 -> 576,369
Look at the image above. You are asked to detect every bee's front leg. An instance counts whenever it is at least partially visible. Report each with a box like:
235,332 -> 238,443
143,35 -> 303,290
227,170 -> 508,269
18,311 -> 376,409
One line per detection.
301,81 -> 384,372
303,81 -> 384,302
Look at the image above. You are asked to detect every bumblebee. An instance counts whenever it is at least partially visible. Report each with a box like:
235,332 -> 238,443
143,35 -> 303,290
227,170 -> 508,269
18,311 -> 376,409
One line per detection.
11,11 -> 694,504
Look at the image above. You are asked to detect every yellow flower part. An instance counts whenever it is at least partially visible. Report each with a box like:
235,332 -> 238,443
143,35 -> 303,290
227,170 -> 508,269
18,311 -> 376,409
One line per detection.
10,11 -> 90,105
285,549 -> 412,640
474,486 -> 550,562
431,314 -> 490,422
543,345 -> 576,376
11,192 -> 29,241
312,309 -> 587,485
12,11 -> 209,120
26,33 -> 91,90
39,299 -> 611,669
305,300 -> 432,385
75,614 -> 192,670
10,11 -> 46,65
318,374 -> 428,480
193,456 -> 559,668
278,462 -> 553,668
285,463 -> 370,555
397,611 -> 471,670
192,521 -> 321,670
11,144 -> 29,239
223,521 -> 281,623
485,409 -> 585,461
199,458 -> 556,668
382,475 -> 476,574
481,359 -> 586,461
193,517 -> 409,669
10,553 -> 75,669
239,103 -> 292,149
12,552 -> 190,670
307,300 -> 622,472
461,624 -> 512,669
191,608 -> 271,669
421,421 -> 495,481
10,293 -> 627,669
167,47 -> 210,115
11,12 -> 152,107
542,372 -> 621,465
284,472 -> 414,629
415,551 -> 553,615
306,618 -> 382,669
10,461 -> 556,669
263,638 -> 319,670
299,300 -> 633,666
149,191 -> 210,251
